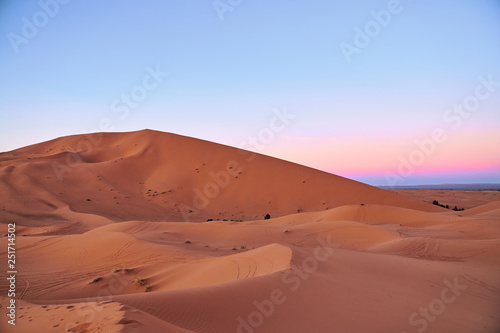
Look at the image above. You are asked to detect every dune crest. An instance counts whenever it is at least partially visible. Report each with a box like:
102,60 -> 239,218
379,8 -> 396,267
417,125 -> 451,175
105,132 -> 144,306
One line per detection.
0,130 -> 441,227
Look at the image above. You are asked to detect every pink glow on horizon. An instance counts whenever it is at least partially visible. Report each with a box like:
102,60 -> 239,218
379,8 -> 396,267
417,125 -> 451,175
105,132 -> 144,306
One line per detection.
338,165 -> 500,178
261,131 -> 500,178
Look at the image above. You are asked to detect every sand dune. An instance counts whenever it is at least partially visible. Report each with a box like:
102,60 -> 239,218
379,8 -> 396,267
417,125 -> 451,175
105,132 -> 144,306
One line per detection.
0,130 -> 441,228
0,298 -> 196,333
459,201 -> 500,217
1,130 -> 499,333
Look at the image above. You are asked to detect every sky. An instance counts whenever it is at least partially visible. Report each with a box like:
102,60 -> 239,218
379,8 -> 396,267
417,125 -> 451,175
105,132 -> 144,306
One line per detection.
1,0 -> 499,186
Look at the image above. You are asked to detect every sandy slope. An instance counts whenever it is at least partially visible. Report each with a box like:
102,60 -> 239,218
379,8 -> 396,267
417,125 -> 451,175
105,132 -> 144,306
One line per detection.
0,130 -> 499,333
1,202 -> 499,332
0,130 -> 441,228
0,298 -> 196,333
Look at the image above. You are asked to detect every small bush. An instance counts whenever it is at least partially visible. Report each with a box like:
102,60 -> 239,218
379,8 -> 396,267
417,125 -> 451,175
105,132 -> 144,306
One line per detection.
133,277 -> 146,286
432,200 -> 448,209
89,277 -> 102,284
264,214 -> 271,220
432,200 -> 464,211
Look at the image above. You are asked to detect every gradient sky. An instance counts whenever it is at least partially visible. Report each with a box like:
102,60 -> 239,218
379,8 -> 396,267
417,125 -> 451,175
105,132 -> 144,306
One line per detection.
1,0 -> 499,186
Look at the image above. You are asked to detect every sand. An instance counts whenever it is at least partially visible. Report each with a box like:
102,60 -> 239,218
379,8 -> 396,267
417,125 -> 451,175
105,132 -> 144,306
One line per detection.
0,130 -> 499,333
392,188 -> 500,210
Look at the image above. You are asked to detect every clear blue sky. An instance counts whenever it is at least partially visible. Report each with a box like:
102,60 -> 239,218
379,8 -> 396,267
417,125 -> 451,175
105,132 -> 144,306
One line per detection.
1,0 -> 499,186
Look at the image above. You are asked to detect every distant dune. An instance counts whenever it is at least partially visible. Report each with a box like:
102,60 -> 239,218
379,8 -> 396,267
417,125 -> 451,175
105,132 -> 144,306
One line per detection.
392,188 -> 500,209
0,130 -> 499,333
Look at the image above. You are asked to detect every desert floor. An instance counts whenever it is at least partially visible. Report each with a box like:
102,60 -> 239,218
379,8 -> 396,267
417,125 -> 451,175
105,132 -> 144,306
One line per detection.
392,188 -> 500,210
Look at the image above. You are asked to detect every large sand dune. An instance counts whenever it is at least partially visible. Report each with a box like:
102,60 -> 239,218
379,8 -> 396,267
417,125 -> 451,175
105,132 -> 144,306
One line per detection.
0,130 -> 441,227
0,130 -> 499,333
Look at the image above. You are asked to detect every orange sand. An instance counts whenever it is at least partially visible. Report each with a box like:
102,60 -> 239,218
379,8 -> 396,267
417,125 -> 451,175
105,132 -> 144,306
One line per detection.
0,130 -> 498,333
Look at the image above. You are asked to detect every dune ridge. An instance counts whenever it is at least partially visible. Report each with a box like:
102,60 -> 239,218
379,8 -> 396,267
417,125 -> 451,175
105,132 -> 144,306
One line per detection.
0,130 -> 441,228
